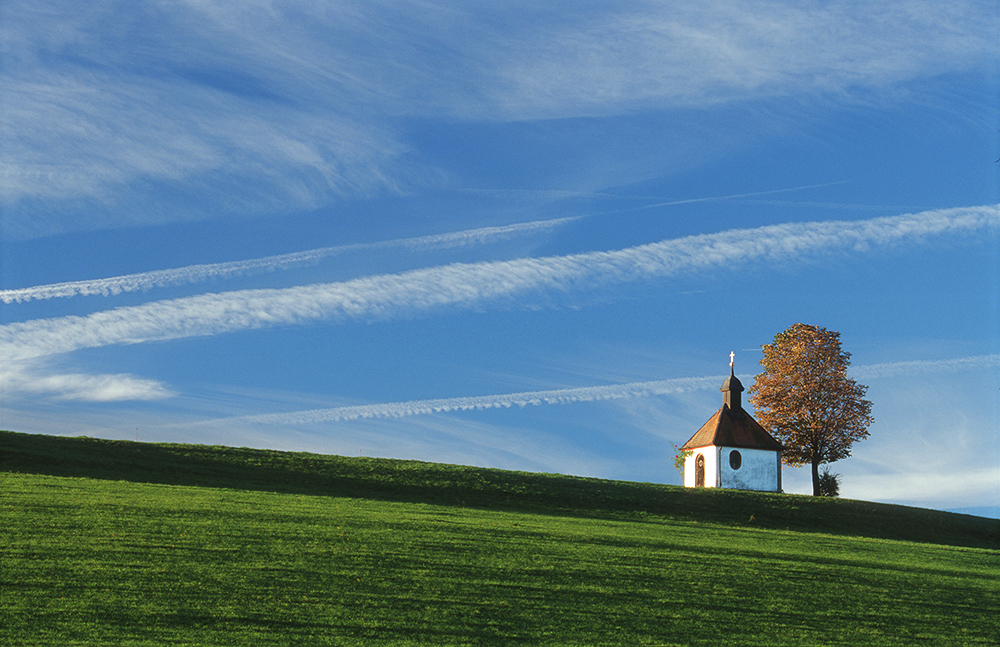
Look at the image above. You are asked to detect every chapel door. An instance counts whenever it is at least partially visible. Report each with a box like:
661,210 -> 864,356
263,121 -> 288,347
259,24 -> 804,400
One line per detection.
695,454 -> 705,487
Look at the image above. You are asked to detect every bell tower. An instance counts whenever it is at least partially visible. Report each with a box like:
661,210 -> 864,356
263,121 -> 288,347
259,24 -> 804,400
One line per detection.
721,351 -> 744,411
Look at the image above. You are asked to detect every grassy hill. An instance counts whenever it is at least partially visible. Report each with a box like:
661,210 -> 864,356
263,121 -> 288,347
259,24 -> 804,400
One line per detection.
2,430 -> 998,645
2,430 -> 996,548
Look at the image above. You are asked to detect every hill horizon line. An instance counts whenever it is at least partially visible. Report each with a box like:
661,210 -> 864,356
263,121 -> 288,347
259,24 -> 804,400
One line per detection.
1,429 -> 997,550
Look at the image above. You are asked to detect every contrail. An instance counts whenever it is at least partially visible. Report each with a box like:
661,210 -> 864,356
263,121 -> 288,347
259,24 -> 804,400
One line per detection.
1,204 -> 996,362
0,181 -> 844,304
851,354 -> 1000,379
456,181 -> 848,205
234,354 -> 1000,425
618,181 -> 851,212
239,376 -> 723,424
0,217 -> 579,304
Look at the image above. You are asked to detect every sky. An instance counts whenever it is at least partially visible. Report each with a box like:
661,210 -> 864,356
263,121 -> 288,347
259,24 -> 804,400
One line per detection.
2,1 -> 998,517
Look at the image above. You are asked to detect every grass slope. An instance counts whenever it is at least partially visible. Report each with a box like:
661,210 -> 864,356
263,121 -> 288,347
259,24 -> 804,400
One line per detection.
2,431 -> 996,549
2,431 -> 999,646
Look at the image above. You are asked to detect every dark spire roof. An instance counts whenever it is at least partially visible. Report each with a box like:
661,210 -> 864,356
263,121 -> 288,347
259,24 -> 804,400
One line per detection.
721,364 -> 743,394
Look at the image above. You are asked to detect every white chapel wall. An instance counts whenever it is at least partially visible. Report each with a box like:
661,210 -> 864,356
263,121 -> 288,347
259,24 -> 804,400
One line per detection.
719,447 -> 780,492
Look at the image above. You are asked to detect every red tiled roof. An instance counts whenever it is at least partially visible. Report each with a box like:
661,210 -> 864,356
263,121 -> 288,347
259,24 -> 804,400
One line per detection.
681,405 -> 784,451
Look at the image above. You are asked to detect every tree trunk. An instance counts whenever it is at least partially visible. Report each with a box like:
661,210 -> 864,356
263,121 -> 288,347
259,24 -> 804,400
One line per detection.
811,457 -> 821,496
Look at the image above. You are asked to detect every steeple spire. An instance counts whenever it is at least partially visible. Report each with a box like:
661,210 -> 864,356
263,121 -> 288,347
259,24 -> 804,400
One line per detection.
721,351 -> 744,411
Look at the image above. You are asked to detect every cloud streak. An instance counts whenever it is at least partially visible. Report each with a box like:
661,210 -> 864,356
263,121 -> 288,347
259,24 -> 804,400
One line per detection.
852,354 -> 1000,380
1,205 -> 997,364
240,376 -> 723,425
0,217 -> 578,304
232,354 -> 999,425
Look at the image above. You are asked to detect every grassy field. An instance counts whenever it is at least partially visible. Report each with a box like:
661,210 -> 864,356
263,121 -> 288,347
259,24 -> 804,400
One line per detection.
2,431 -> 999,645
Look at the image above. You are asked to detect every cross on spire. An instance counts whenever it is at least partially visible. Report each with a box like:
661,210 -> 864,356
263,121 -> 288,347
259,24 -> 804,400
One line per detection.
729,351 -> 735,367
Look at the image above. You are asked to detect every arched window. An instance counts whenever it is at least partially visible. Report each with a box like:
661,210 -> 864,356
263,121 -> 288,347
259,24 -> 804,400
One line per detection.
729,450 -> 742,470
695,454 -> 705,487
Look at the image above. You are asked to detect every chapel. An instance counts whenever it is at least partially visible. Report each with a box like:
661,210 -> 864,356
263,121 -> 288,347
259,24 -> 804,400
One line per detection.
680,354 -> 783,492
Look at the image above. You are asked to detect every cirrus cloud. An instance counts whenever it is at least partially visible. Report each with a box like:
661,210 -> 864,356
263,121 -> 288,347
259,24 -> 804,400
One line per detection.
2,1 -> 995,236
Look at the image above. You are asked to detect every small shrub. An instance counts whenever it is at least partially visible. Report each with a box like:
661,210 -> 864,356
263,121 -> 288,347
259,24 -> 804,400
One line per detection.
818,468 -> 841,497
673,445 -> 693,477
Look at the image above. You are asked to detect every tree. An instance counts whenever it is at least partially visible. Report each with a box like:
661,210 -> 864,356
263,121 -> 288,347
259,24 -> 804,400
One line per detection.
747,323 -> 874,496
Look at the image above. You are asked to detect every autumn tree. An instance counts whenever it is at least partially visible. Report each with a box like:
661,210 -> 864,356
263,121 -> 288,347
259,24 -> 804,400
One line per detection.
748,323 -> 874,496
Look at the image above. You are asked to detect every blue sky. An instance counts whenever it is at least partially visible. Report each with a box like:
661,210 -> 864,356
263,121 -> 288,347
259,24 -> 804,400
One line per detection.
2,1 -> 998,516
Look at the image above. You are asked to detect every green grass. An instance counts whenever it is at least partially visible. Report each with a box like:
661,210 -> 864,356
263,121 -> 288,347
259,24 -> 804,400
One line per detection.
2,431 -> 999,645
3,431 -> 996,548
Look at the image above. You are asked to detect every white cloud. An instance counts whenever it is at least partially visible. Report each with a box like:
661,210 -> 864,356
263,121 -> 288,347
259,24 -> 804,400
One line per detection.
1,204 -> 997,362
1,361 -> 173,402
40,373 -> 174,402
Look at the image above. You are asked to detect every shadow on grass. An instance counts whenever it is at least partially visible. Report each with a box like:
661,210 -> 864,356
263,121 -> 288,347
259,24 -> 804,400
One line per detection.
3,430 -> 998,550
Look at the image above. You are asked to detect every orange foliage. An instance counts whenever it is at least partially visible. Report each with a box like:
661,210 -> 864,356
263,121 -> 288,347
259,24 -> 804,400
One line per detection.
748,323 -> 874,495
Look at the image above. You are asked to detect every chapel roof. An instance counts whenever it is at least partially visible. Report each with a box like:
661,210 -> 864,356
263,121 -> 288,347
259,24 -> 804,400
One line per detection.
680,405 -> 784,451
